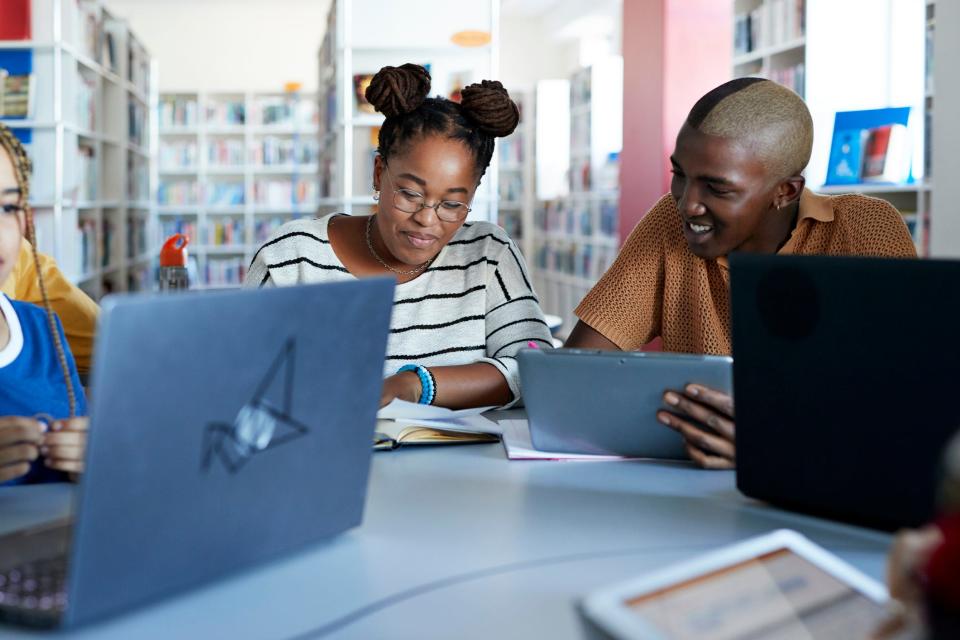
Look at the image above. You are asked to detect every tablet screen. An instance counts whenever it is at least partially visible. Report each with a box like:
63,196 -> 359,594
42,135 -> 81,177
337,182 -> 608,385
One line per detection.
624,548 -> 886,640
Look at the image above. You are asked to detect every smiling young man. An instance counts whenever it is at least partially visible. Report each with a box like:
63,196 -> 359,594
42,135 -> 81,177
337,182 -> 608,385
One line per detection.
565,77 -> 917,469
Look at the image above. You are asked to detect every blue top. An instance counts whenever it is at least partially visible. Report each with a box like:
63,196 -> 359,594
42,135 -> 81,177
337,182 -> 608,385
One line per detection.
0,294 -> 87,485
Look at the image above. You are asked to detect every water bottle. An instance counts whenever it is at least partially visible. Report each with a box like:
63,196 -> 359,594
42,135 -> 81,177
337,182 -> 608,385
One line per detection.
159,234 -> 190,291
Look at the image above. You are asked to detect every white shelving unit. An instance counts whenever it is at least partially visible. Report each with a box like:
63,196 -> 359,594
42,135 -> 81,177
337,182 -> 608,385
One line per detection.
317,0 -> 500,222
733,0 -> 931,254
496,88 -> 534,259
531,58 -> 623,338
157,90 -> 319,287
0,0 -> 156,298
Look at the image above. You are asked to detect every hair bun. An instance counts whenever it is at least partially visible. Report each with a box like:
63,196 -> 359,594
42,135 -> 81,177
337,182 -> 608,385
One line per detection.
460,80 -> 519,137
365,64 -> 431,118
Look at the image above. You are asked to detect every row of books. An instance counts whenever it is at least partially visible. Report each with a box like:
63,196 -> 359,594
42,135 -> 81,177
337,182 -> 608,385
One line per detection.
734,0 -> 805,56
205,217 -> 245,247
160,137 -> 321,170
127,156 -> 148,202
535,199 -> 619,240
499,135 -> 523,166
78,216 -> 118,271
0,50 -> 33,118
203,257 -> 247,287
126,216 -> 148,259
160,96 -> 199,127
158,181 -> 200,206
570,67 -> 592,108
571,112 -> 591,155
497,210 -> 522,244
207,100 -> 245,126
160,140 -> 199,169
252,136 -> 320,166
206,182 -> 245,206
128,99 -> 147,147
533,241 -> 616,281
500,173 -> 523,203
159,179 -> 321,207
78,218 -> 98,275
253,179 -> 318,207
77,72 -> 96,131
768,62 -> 806,98
207,138 -> 246,167
159,218 -> 197,245
127,42 -> 150,97
257,96 -> 317,128
76,143 -> 98,201
255,216 -> 293,244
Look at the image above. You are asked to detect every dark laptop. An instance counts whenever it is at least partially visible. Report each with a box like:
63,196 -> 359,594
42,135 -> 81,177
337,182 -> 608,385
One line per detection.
0,279 -> 394,628
731,254 -> 960,530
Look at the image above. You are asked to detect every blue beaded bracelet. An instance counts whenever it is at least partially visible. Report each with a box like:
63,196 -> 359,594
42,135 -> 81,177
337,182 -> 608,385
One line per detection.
397,364 -> 435,405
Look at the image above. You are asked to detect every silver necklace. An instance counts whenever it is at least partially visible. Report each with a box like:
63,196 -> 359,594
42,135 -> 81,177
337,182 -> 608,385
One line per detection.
365,215 -> 433,276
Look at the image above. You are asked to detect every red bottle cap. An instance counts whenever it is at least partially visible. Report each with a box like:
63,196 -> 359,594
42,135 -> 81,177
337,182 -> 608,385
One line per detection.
160,234 -> 190,267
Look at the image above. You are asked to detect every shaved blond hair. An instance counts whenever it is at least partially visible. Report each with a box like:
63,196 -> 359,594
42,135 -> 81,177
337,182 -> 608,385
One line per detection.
687,78 -> 813,180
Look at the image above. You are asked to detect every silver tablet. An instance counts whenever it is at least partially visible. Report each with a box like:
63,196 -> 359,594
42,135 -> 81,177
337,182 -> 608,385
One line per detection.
580,529 -> 890,640
518,349 -> 733,458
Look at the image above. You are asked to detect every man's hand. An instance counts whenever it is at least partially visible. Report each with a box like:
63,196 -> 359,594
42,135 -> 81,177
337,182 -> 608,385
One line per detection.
657,384 -> 736,469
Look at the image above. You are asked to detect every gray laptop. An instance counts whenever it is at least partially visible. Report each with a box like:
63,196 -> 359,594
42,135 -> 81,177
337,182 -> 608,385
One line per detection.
519,349 -> 733,458
0,279 -> 394,628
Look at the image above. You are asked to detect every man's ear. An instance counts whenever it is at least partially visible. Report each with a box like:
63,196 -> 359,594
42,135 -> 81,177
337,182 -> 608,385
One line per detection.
776,175 -> 806,209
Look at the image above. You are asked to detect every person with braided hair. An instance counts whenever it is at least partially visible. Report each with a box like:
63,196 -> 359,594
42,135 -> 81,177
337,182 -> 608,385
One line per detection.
246,64 -> 551,410
0,124 -> 88,485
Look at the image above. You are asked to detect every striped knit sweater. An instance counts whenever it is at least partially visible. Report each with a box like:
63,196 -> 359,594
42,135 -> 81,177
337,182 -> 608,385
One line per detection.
244,214 -> 552,405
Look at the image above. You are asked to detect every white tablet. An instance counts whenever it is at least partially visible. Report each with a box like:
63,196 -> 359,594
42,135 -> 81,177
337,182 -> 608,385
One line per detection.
580,530 -> 890,640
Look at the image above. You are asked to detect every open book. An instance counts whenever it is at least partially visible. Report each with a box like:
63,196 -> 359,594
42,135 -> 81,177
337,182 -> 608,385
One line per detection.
373,420 -> 499,450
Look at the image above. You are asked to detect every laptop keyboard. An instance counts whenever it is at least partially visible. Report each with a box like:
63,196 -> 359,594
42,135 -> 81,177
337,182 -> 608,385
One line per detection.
0,554 -> 68,623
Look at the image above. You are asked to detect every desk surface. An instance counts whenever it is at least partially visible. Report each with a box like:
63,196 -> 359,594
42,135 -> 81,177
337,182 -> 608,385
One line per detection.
0,436 -> 892,639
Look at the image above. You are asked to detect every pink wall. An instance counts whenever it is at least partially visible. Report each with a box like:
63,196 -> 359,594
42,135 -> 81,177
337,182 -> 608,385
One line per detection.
620,0 -> 733,243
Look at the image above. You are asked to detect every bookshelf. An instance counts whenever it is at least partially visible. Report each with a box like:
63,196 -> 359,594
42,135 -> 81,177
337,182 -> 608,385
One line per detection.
0,0 -> 156,298
733,0 -> 931,254
496,89 -> 534,259
317,0 -> 500,222
157,90 -> 319,288
531,57 -> 623,337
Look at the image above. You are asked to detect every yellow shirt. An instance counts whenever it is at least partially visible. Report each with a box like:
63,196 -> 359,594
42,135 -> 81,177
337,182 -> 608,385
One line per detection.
1,242 -> 99,376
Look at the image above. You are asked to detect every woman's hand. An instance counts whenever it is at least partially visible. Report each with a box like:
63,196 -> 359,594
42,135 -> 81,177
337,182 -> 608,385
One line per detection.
379,371 -> 422,408
41,417 -> 89,475
0,416 -> 43,483
657,384 -> 736,469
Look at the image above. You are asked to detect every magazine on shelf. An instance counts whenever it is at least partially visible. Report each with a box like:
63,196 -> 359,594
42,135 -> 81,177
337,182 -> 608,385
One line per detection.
0,49 -> 34,119
825,107 -> 913,186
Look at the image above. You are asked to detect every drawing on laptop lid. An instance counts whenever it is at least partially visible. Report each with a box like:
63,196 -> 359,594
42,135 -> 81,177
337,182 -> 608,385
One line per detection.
201,338 -> 310,474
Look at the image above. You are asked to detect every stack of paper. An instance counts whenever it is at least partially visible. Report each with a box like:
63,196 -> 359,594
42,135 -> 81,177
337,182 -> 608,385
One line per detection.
499,420 -> 638,461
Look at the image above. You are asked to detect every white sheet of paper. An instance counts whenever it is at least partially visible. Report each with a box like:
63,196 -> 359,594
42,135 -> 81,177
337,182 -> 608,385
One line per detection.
377,399 -> 497,421
500,419 -> 636,461
391,415 -> 502,435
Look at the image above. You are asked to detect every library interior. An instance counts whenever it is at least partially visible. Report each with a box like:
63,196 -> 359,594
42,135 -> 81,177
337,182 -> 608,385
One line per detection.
2,0 -> 960,638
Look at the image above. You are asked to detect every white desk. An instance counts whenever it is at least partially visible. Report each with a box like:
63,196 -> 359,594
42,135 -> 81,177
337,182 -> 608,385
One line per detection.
0,440 -> 892,639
